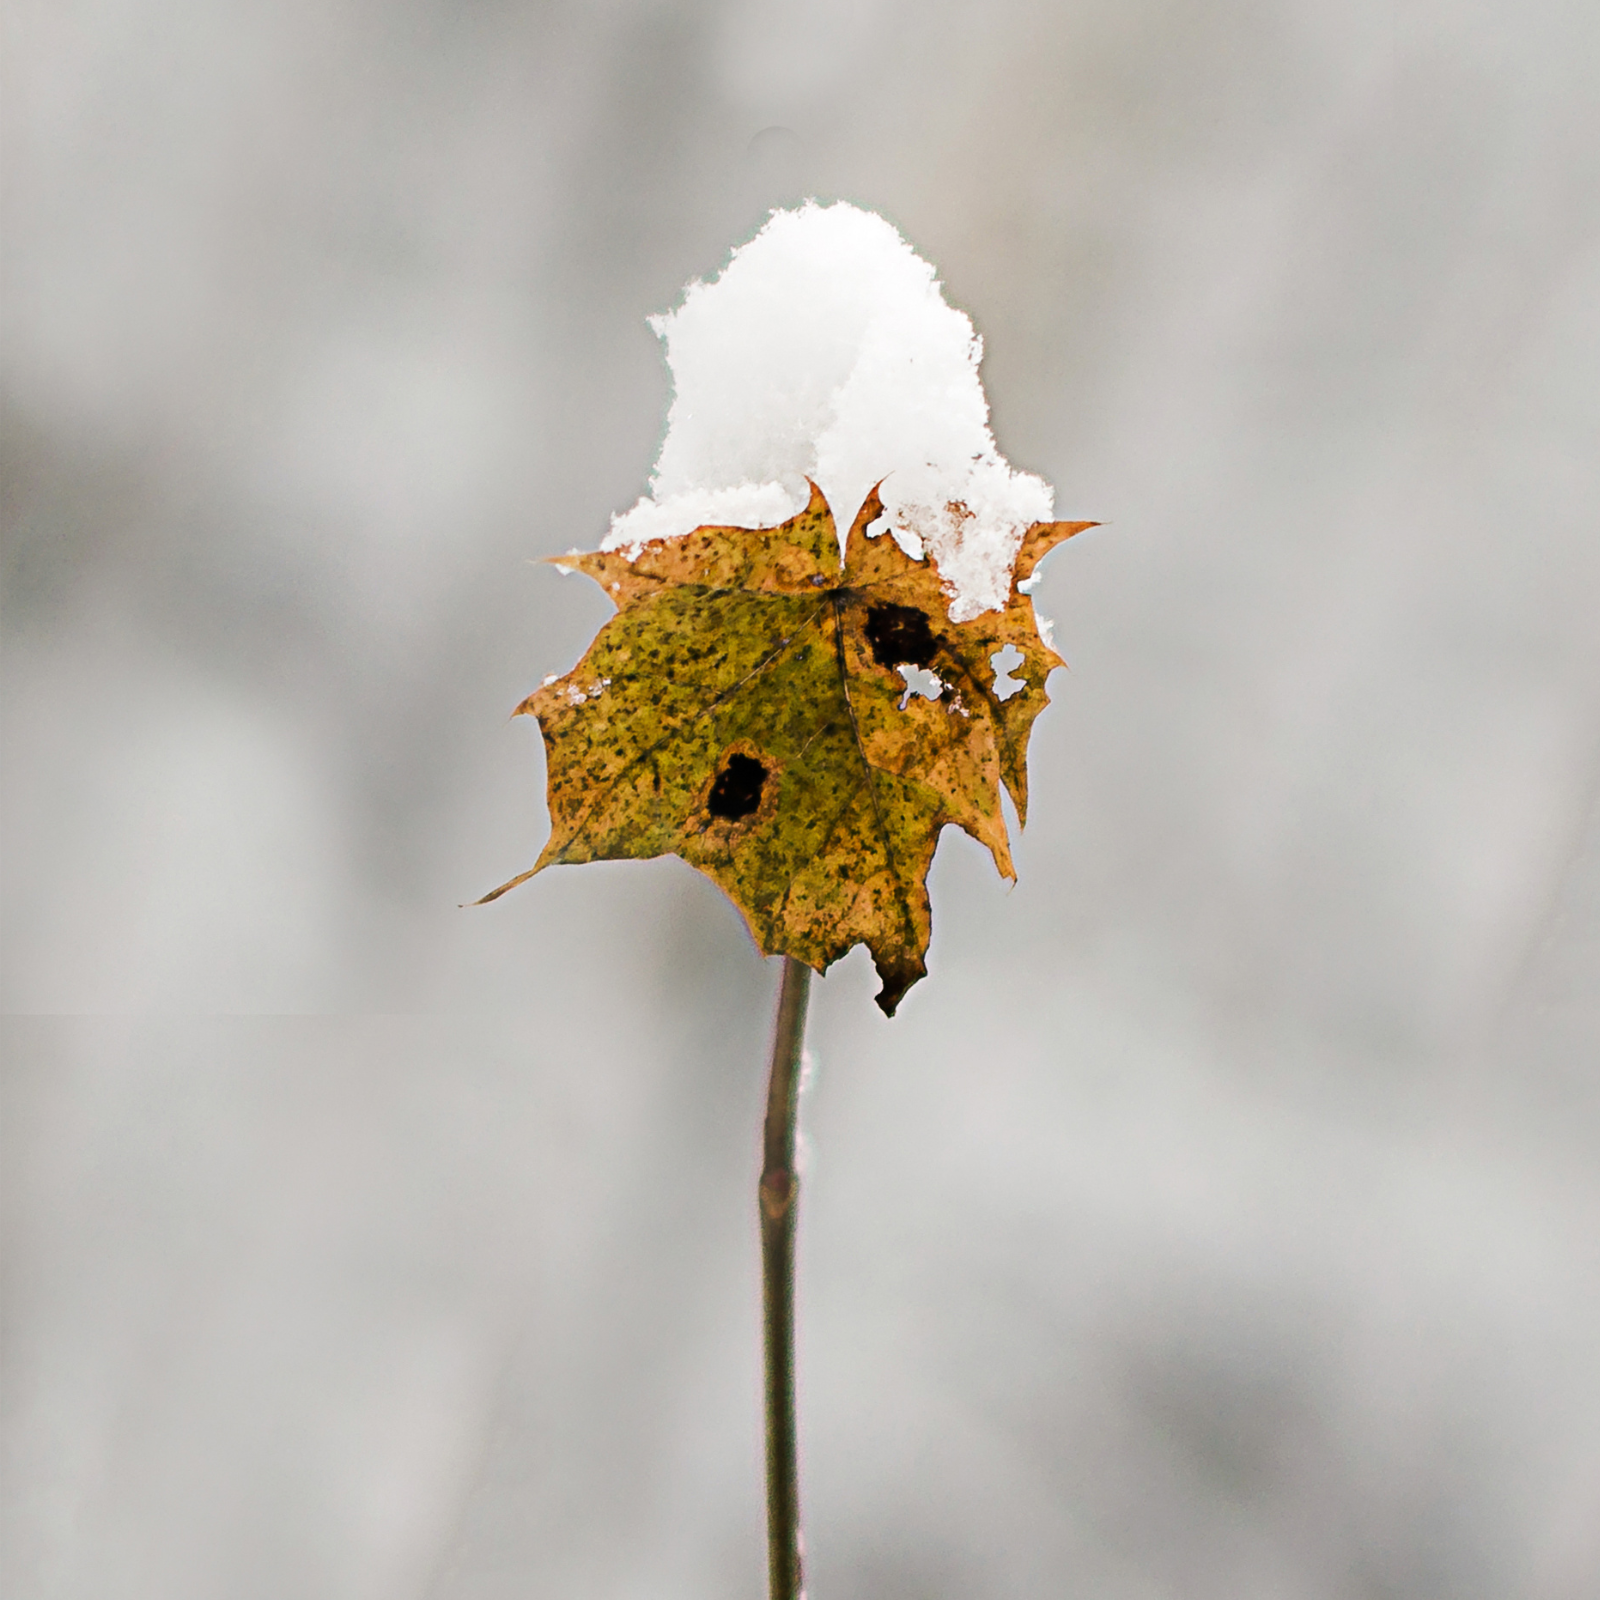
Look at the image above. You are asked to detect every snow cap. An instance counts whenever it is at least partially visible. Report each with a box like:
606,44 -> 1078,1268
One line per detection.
605,201 -> 1054,621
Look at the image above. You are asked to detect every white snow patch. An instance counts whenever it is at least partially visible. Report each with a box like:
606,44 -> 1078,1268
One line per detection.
563,677 -> 611,707
604,201 -> 1054,620
607,481 -> 797,547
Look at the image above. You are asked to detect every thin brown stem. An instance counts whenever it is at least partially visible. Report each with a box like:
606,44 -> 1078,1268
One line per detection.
760,956 -> 811,1600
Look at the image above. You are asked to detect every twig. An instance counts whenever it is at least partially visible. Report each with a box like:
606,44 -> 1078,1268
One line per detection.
760,956 -> 811,1600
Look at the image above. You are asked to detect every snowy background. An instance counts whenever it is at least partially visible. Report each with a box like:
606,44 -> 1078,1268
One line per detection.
4,1 -> 1599,1597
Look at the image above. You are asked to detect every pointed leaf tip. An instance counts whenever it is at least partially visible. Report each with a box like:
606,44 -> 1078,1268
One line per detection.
1015,520 -> 1098,587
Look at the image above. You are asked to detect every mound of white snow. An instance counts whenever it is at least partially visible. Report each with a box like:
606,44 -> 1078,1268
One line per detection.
605,201 -> 1054,621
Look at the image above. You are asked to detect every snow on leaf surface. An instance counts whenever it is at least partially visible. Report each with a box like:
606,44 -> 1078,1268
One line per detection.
607,202 -> 1056,623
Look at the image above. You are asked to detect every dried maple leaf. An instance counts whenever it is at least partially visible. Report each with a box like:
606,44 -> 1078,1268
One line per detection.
483,484 -> 1093,1014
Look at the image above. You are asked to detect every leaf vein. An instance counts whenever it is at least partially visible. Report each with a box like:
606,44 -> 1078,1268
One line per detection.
553,598 -> 831,854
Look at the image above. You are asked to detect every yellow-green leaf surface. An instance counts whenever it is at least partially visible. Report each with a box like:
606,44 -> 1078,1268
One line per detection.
484,484 -> 1092,1014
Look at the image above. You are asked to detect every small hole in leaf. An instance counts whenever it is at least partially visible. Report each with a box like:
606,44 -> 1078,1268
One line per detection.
990,643 -> 1026,701
897,665 -> 944,709
866,603 -> 937,669
708,753 -> 767,819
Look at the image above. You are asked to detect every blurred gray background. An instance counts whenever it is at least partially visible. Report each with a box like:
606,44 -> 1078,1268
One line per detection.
3,1 -> 1598,1596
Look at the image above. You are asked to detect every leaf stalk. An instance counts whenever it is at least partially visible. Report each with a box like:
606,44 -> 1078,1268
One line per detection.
761,956 -> 811,1600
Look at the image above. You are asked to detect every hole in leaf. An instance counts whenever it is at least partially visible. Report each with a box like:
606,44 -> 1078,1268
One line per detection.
866,603 -> 937,669
990,643 -> 1026,701
708,752 -> 767,819
897,665 -> 944,709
